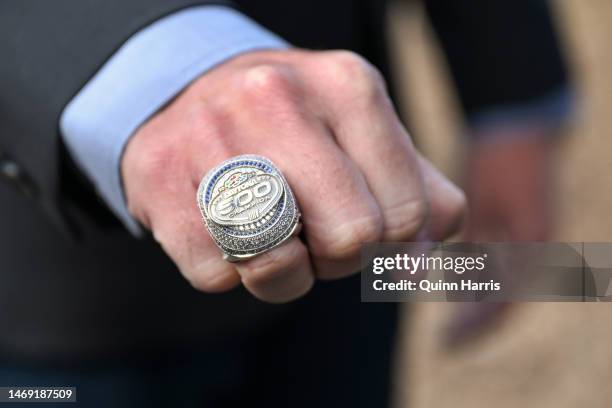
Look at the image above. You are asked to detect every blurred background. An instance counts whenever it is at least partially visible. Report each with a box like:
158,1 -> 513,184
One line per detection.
389,1 -> 612,406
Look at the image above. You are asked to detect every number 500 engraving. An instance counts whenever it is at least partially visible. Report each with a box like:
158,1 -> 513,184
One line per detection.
209,173 -> 284,226
218,181 -> 272,215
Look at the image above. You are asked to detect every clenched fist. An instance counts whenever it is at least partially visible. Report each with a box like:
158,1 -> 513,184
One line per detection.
121,49 -> 465,303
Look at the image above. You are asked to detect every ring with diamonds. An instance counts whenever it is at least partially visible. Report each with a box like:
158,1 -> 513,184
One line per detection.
197,154 -> 301,262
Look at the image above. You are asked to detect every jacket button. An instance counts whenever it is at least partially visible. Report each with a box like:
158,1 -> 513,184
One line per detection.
0,157 -> 36,198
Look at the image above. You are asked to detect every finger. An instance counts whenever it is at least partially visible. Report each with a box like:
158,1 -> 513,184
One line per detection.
235,237 -> 314,303
144,179 -> 241,293
308,51 -> 429,241
416,154 -> 467,240
252,132 -> 381,280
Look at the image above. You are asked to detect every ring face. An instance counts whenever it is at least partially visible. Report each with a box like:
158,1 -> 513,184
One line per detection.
197,155 -> 301,262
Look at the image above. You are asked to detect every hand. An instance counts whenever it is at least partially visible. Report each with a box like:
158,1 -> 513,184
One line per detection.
447,131 -> 557,347
121,49 -> 465,303
464,134 -> 556,241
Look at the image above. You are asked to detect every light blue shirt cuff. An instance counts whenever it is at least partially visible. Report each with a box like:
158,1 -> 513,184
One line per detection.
60,6 -> 288,234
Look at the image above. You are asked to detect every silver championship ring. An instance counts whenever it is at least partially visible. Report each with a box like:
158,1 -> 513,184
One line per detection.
197,154 -> 301,262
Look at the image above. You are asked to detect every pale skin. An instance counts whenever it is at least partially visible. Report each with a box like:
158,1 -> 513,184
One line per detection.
122,49 -> 466,303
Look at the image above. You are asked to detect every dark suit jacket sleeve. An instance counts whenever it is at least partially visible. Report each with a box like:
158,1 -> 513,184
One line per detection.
423,0 -> 570,120
0,0 -> 231,233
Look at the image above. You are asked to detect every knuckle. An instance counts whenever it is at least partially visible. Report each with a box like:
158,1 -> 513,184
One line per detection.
239,241 -> 306,288
323,50 -> 385,100
317,210 -> 384,259
327,51 -> 373,77
240,64 -> 300,103
383,198 -> 430,241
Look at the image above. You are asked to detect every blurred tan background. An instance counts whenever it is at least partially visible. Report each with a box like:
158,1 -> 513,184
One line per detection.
388,1 -> 612,407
